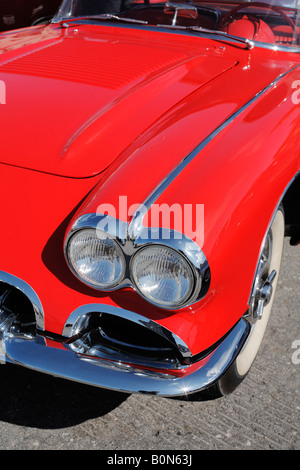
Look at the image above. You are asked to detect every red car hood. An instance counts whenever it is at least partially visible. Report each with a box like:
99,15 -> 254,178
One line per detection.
0,24 -> 237,178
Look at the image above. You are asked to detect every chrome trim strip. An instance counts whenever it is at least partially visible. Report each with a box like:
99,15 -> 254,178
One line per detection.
51,15 -> 300,53
62,303 -> 193,358
0,271 -> 44,330
3,318 -> 250,397
129,64 -> 300,238
65,67 -> 300,307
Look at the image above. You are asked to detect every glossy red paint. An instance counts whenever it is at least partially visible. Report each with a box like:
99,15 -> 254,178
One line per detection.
67,42 -> 300,353
0,24 -> 238,177
0,18 -> 299,359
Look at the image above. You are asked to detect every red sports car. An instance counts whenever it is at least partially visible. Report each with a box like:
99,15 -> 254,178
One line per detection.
0,0 -> 299,398
0,0 -> 62,31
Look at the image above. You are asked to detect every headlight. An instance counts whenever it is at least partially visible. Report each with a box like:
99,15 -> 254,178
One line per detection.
131,245 -> 195,308
66,228 -> 126,290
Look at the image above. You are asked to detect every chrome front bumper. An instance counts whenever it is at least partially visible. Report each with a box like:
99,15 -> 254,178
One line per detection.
1,318 -> 250,397
0,270 -> 250,397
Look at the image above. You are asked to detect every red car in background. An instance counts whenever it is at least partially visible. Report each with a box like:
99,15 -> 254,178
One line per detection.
0,0 -> 62,31
0,0 -> 299,399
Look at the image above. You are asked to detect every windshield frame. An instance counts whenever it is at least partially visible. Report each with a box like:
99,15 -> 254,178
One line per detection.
52,0 -> 300,53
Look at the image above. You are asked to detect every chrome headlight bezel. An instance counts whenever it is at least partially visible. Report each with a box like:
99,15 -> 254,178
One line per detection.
64,214 -> 128,292
130,244 -> 196,309
64,214 -> 210,309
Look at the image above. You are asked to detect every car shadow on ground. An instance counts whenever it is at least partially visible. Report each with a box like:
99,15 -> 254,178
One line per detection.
0,363 -> 128,429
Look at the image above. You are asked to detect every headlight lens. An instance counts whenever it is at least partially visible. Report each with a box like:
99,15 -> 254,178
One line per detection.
67,229 -> 126,289
131,245 -> 194,308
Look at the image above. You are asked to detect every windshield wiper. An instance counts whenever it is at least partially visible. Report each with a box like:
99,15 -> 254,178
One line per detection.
56,14 -> 253,49
156,23 -> 255,49
190,26 -> 254,49
58,14 -> 148,28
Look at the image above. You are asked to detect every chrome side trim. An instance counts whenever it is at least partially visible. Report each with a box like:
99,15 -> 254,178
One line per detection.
65,67 -> 300,307
0,271 -> 44,330
129,65 -> 300,238
3,318 -> 250,397
62,303 -> 193,358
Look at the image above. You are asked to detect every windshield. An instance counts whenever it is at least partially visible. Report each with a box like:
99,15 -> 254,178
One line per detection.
54,0 -> 300,50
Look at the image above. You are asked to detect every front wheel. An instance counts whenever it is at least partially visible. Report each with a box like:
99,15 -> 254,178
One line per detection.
203,206 -> 285,398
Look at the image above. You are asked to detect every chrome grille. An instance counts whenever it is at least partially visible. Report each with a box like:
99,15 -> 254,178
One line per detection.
67,311 -> 183,367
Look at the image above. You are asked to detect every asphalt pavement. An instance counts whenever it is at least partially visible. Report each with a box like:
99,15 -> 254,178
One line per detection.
0,239 -> 298,451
